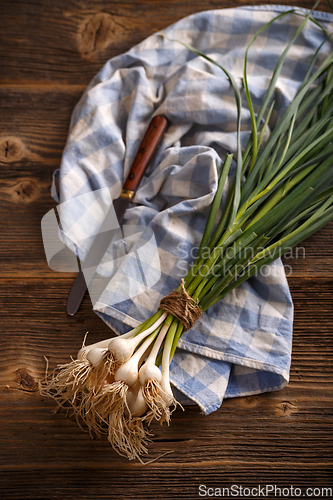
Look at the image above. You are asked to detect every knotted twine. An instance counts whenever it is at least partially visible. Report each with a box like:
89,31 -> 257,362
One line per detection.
159,278 -> 203,331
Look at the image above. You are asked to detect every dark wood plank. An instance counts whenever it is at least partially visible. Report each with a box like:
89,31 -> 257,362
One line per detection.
1,381 -> 332,498
0,469 -> 333,500
0,86 -> 83,168
1,0 -> 331,85
1,385 -> 333,467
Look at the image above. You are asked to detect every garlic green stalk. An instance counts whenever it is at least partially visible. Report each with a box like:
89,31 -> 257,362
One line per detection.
136,314 -> 180,424
161,321 -> 176,408
138,314 -> 172,385
108,311 -> 167,363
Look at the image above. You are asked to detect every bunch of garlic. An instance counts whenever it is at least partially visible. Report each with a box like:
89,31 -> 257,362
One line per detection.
40,310 -> 179,461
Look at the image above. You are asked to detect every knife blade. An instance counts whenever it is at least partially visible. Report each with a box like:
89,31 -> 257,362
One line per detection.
66,115 -> 168,316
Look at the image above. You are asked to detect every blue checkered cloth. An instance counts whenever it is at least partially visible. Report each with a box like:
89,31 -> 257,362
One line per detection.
52,5 -> 333,414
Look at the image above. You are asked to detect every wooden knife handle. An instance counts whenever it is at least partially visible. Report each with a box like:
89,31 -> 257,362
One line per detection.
122,115 -> 168,194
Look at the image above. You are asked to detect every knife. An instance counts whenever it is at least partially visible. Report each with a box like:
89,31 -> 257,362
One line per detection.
66,115 -> 168,316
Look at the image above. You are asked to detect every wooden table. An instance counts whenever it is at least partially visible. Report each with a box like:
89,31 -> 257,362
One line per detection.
1,1 -> 332,498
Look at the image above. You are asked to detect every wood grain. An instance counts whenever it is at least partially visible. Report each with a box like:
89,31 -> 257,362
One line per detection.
0,0 -> 332,499
1,0 -> 331,85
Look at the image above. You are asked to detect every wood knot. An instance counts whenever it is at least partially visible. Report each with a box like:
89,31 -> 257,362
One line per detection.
244,395 -> 260,408
276,400 -> 298,417
0,137 -> 24,163
15,368 -> 36,392
11,179 -> 40,203
79,12 -> 123,58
